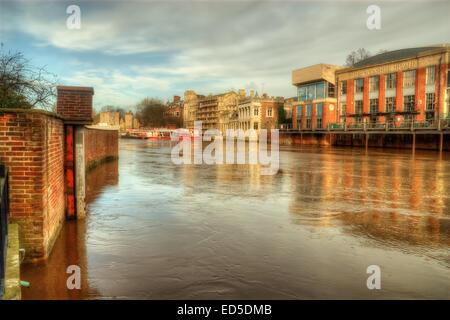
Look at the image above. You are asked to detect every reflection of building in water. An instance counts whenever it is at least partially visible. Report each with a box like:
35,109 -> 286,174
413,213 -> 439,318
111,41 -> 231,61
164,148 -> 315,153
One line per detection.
288,150 -> 449,248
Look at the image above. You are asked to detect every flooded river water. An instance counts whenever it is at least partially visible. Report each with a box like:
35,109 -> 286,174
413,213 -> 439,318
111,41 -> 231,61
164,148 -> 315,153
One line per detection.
22,140 -> 450,299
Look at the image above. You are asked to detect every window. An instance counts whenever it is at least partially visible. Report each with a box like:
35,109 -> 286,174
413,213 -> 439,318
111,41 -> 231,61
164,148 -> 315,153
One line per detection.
307,84 -> 316,100
340,81 -> 347,95
355,100 -> 363,114
386,97 -> 395,112
426,93 -> 435,110
299,87 -> 307,101
306,119 -> 312,129
340,102 -> 346,116
369,99 -> 378,114
403,70 -> 416,87
296,105 -> 302,129
447,70 -> 450,88
253,122 -> 258,130
306,104 -> 312,128
328,83 -> 335,98
267,107 -> 273,117
403,95 -> 415,112
386,73 -> 396,89
254,108 -> 259,116
426,66 -> 436,85
369,76 -> 379,91
316,83 -> 325,99
355,78 -> 364,93
306,104 -> 312,118
316,103 -> 323,128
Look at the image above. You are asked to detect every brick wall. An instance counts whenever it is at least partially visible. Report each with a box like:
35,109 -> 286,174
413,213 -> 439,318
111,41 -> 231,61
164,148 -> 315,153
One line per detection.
84,127 -> 119,172
260,101 -> 280,130
0,110 -> 65,261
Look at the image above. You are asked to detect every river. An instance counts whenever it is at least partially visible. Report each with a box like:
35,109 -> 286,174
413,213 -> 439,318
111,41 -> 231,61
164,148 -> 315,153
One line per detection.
21,140 -> 450,299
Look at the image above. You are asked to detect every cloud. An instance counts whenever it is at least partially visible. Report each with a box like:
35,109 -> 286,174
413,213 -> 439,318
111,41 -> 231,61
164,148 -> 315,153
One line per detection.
2,0 -> 449,106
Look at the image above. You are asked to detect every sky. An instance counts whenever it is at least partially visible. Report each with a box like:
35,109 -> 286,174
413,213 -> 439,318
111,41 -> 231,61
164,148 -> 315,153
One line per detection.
1,0 -> 449,111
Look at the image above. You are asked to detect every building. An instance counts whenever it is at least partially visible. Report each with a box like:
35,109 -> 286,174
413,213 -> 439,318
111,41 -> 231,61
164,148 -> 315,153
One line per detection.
165,95 -> 184,128
283,97 -> 296,120
94,111 -> 120,127
291,64 -> 342,130
183,90 -> 203,128
238,91 -> 283,133
119,110 -> 140,131
184,90 -> 239,132
335,45 -> 450,128
183,89 -> 284,133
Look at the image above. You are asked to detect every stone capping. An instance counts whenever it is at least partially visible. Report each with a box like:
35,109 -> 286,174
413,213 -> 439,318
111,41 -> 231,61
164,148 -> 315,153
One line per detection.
85,125 -> 119,131
0,108 -> 64,120
56,85 -> 94,94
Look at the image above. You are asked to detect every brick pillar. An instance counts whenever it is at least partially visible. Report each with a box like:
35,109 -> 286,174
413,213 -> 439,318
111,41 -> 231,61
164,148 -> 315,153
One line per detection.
396,72 -> 404,111
311,103 -> 316,129
292,105 -> 297,129
57,86 -> 93,219
436,63 -> 448,117
57,86 -> 94,122
395,72 -> 404,126
416,68 -> 426,121
379,74 -> 386,122
363,78 -> 370,115
346,80 -> 354,125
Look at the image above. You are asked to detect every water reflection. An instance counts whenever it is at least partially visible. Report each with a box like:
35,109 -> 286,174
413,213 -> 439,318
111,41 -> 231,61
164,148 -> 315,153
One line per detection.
22,141 -> 450,299
21,160 -> 119,300
287,149 -> 450,252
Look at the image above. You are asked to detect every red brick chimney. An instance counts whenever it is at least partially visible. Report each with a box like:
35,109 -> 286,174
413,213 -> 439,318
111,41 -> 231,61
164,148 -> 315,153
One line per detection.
173,95 -> 181,102
57,86 -> 94,124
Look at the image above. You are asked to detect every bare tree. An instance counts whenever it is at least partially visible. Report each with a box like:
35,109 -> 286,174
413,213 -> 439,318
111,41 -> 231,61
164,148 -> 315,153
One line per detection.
345,48 -> 372,67
0,50 -> 57,109
100,105 -> 126,118
136,97 -> 167,127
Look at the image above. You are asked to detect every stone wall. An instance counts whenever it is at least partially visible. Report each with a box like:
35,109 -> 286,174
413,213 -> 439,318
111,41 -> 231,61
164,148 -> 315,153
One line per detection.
84,126 -> 119,172
0,110 -> 65,261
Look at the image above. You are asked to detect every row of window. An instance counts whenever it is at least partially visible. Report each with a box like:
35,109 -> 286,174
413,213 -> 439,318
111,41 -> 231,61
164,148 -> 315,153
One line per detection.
296,103 -> 324,119
296,118 -> 323,129
341,93 -> 436,115
238,107 -> 273,118
298,82 -> 335,101
340,66 -> 437,95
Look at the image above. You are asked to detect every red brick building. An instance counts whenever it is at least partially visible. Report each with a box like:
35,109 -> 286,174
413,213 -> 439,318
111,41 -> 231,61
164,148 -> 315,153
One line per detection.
336,45 -> 449,128
291,64 -> 342,130
165,95 -> 183,128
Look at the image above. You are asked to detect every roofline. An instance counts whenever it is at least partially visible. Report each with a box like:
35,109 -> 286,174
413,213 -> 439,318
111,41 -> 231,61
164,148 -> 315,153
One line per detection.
292,63 -> 344,74
336,46 -> 450,75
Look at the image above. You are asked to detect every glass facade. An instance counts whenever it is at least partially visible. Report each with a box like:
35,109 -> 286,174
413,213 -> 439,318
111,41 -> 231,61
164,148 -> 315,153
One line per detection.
297,81 -> 329,102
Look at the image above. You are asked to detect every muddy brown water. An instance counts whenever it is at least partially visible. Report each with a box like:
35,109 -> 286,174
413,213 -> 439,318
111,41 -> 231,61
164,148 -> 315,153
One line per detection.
21,140 -> 450,299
